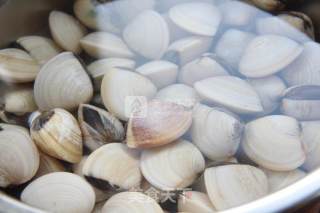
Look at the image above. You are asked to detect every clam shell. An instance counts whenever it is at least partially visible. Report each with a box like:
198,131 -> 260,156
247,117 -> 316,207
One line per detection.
140,139 -> 205,191
34,153 -> 65,179
136,60 -> 178,89
239,35 -> 303,78
34,52 -> 93,111
81,32 -> 134,59
49,11 -> 87,54
21,172 -> 95,213
178,191 -> 216,213
127,101 -> 192,149
191,103 -> 243,161
78,104 -> 125,151
194,76 -> 263,114
178,54 -> 229,86
123,10 -> 169,59
17,36 -> 62,65
30,108 -> 83,163
83,143 -> 142,190
101,192 -> 163,213
203,165 -> 268,210
242,115 -> 305,171
101,69 -> 157,121
0,124 -> 39,187
0,48 -> 39,83
168,2 -> 221,36
162,13 -> 190,42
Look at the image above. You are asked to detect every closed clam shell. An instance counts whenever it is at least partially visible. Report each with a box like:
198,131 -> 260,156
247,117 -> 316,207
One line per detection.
242,115 -> 305,171
49,11 -> 87,54
214,29 -> 255,70
83,143 -> 142,190
155,84 -> 200,108
127,100 -> 192,149
0,48 -> 39,83
101,69 -> 157,121
17,36 -> 62,65
34,153 -> 65,179
81,32 -> 134,59
123,10 -> 169,59
168,2 -> 221,36
194,76 -> 263,114
0,124 -> 39,187
281,85 -> 320,120
140,139 -> 205,191
281,42 -> 320,86
136,60 -> 178,89
191,103 -> 243,161
30,108 -> 83,163
21,172 -> 95,213
239,35 -> 303,78
34,52 -> 93,111
178,191 -> 216,213
178,54 -> 229,86
203,165 -> 268,210
102,192 -> 163,213
78,104 -> 125,151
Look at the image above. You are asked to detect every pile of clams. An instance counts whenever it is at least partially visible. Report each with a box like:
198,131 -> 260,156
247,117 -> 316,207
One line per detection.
1,0 -> 320,212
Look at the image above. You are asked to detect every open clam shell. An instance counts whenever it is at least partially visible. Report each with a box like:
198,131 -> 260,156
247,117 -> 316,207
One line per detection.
178,191 -> 216,213
34,153 -> 65,179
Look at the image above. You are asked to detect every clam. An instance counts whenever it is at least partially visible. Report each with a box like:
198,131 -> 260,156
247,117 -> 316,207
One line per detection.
191,103 -> 243,161
78,104 -> 125,151
127,101 -> 192,149
248,75 -> 287,115
242,115 -> 305,171
30,108 -> 83,163
49,11 -> 87,54
0,124 -> 39,187
178,191 -> 216,213
101,192 -> 163,213
162,13 -> 190,42
87,58 -> 136,91
140,139 -> 205,191
34,52 -> 93,111
168,2 -> 221,36
83,143 -> 142,190
81,32 -> 135,59
281,42 -> 320,86
17,36 -> 62,65
262,168 -> 306,193
202,165 -> 268,210
34,153 -> 65,179
281,85 -> 320,121
136,60 -> 178,89
101,69 -> 157,121
214,29 -> 255,70
178,54 -> 229,86
165,36 -> 212,66
123,10 -> 169,59
155,84 -> 200,108
239,35 -> 303,78
194,76 -> 263,114
0,48 -> 39,83
21,172 -> 95,213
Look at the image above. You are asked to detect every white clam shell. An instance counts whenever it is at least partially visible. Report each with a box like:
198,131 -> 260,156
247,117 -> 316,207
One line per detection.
178,54 -> 229,86
21,172 -> 95,213
242,115 -> 305,171
178,191 -> 216,213
239,35 -> 303,78
34,52 -> 93,111
168,2 -> 221,36
136,60 -> 178,89
102,192 -> 163,213
81,32 -> 134,59
191,103 -> 243,161
194,76 -> 263,114
140,139 -> 205,191
203,165 -> 268,210
0,124 -> 39,187
123,10 -> 169,60
34,153 -> 65,179
101,69 -> 157,121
